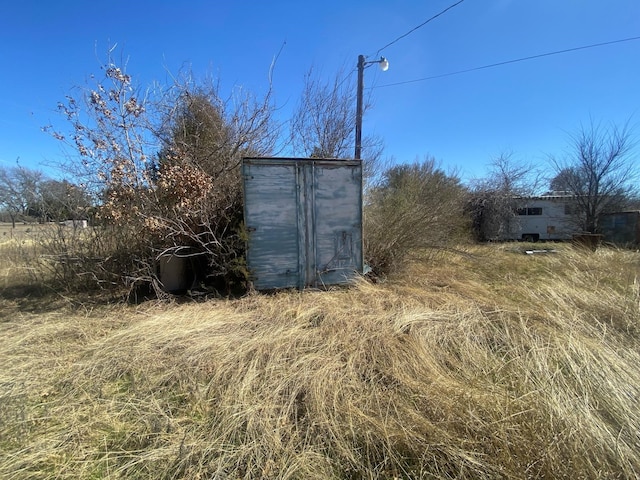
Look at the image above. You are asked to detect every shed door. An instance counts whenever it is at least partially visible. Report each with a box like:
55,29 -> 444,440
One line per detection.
243,163 -> 301,289
313,163 -> 363,286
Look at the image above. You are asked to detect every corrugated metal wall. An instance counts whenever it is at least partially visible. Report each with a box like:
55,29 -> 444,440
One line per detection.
242,158 -> 363,290
601,211 -> 640,246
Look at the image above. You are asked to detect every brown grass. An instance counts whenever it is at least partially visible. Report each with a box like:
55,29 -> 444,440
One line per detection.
1,243 -> 640,478
0,228 -> 42,296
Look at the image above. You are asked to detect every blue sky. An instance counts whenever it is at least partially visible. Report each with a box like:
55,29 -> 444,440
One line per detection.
1,0 -> 638,182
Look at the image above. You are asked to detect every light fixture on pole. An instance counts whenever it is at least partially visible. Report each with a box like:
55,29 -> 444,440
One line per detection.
355,54 -> 389,160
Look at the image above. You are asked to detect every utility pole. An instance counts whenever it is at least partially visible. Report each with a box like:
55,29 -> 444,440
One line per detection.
354,55 -> 388,160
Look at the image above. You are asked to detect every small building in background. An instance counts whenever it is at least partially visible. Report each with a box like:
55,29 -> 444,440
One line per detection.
501,195 -> 579,242
600,211 -> 640,246
59,219 -> 88,229
242,157 -> 363,290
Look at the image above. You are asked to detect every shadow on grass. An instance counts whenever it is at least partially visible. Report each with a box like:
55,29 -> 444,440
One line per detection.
0,279 -> 245,316
0,283 -> 71,315
0,281 -> 129,315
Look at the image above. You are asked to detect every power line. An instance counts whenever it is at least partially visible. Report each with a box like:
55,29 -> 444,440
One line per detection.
374,35 -> 640,89
374,0 -> 466,58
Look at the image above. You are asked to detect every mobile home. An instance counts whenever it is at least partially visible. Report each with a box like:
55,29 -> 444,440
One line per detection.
501,195 -> 578,241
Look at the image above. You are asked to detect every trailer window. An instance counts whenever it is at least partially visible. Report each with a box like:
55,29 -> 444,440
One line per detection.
518,207 -> 542,216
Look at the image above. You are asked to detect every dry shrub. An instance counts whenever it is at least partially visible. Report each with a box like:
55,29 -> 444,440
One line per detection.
364,158 -> 470,277
43,54 -> 278,296
2,244 -> 640,478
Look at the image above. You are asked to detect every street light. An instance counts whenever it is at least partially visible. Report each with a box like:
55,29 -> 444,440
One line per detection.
355,54 -> 389,160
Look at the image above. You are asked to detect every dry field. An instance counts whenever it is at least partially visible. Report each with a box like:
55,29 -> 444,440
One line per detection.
1,242 -> 640,479
0,225 -> 42,293
0,222 -> 42,242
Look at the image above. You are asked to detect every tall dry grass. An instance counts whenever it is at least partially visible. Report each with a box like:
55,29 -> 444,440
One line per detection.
0,229 -> 43,297
1,243 -> 640,479
0,223 -> 121,296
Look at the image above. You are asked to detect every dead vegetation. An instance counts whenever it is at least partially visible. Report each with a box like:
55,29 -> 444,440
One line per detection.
1,243 -> 640,479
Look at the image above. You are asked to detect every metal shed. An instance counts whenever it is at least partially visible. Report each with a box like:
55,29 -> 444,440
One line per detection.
242,157 -> 363,290
600,211 -> 640,246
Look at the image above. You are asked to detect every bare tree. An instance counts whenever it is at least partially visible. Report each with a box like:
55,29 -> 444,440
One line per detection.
37,179 -> 92,222
290,67 -> 383,178
550,120 -> 637,233
0,164 -> 44,228
467,152 -> 540,241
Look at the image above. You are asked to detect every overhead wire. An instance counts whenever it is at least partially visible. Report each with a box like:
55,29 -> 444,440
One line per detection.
332,1 -> 467,96
367,0 -> 466,100
373,35 -> 640,89
373,0 -> 466,58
